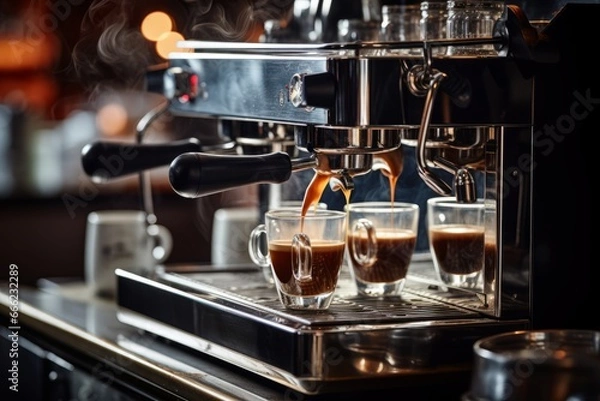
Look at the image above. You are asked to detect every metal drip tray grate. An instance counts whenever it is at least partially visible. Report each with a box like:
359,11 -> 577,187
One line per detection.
160,268 -> 480,326
116,265 -> 529,395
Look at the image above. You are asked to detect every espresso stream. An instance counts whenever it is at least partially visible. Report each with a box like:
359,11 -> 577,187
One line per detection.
295,149 -> 495,289
373,147 -> 403,205
293,148 -> 407,287
300,148 -> 404,217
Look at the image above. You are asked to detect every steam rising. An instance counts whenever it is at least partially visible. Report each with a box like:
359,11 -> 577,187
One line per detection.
72,0 -> 152,98
70,0 -> 294,247
188,0 -> 293,41
71,0 -> 294,96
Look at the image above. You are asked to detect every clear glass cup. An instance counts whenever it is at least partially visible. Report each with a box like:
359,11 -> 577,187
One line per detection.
345,202 -> 420,297
420,1 -> 448,55
381,4 -> 422,55
427,197 -> 485,290
251,202 -> 328,283
337,19 -> 382,42
446,0 -> 505,56
248,209 -> 347,310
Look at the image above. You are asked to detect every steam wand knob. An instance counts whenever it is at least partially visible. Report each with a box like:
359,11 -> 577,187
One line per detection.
454,168 -> 476,203
433,156 -> 477,203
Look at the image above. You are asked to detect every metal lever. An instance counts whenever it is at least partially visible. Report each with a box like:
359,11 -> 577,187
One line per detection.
136,101 -> 168,224
81,137 -> 202,183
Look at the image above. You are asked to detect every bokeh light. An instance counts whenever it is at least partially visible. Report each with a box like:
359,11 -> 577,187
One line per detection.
155,31 -> 187,59
96,103 -> 129,136
141,11 -> 173,42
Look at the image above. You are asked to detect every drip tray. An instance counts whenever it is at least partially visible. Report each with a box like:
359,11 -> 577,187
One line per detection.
116,265 -> 528,395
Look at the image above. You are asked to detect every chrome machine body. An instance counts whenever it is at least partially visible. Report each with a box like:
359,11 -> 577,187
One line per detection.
113,1 -> 598,395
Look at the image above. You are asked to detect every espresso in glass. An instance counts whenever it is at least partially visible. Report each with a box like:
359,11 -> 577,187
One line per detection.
299,148 -> 409,298
429,225 -> 484,275
248,209 -> 347,310
346,201 -> 420,297
270,239 -> 345,296
427,197 -> 485,290
484,239 -> 497,285
347,229 -> 416,284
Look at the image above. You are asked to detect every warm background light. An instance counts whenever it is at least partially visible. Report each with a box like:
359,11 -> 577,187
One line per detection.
141,11 -> 173,42
155,31 -> 188,59
96,103 -> 129,136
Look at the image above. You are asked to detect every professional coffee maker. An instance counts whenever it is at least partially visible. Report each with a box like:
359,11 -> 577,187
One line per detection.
88,0 -> 598,396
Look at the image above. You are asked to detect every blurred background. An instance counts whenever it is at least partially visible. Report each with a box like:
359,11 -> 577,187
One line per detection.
0,0 -> 297,285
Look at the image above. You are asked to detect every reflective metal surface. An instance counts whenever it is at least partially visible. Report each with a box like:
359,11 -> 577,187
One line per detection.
0,286 -> 278,400
116,265 -> 529,394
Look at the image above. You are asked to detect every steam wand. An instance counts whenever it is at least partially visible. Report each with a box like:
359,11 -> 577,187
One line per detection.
407,44 -> 477,202
408,44 -> 452,198
136,100 -> 169,225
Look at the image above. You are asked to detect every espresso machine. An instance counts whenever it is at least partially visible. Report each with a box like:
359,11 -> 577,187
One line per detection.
80,0 -> 599,396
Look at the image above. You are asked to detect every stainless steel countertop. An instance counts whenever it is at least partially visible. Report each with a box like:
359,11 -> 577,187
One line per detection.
0,280 -> 304,400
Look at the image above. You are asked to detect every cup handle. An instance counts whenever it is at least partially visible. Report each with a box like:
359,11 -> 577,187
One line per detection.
248,224 -> 270,268
147,224 -> 173,263
351,218 -> 377,268
292,233 -> 312,282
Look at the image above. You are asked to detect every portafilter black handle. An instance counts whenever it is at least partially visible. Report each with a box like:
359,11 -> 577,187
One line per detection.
169,151 -> 292,198
81,138 -> 202,183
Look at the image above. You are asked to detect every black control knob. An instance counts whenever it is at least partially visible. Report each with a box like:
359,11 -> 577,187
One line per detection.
289,72 -> 336,109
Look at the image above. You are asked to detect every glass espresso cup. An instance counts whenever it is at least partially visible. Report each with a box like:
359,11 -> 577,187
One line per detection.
345,202 -> 419,297
249,202 -> 327,284
248,209 -> 347,310
427,197 -> 485,290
